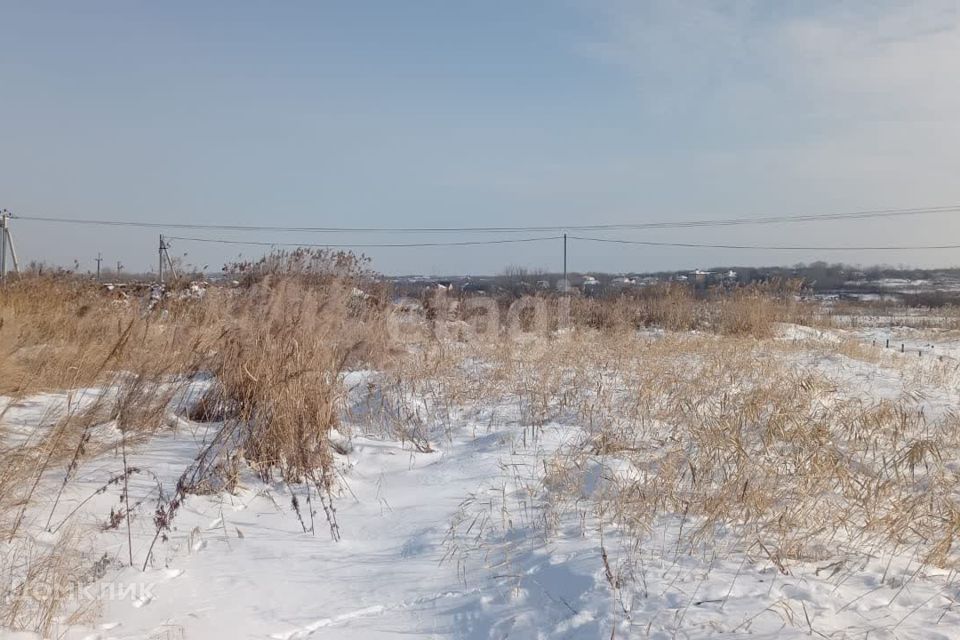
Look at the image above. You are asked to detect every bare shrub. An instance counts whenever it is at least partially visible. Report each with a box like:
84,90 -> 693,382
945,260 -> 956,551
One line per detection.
563,280 -> 809,337
0,251 -> 393,611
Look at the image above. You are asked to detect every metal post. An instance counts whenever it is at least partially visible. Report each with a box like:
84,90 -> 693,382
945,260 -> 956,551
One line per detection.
96,253 -> 102,281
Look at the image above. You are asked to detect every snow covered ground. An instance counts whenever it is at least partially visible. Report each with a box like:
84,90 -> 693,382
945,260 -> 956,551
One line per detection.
5,324 -> 960,639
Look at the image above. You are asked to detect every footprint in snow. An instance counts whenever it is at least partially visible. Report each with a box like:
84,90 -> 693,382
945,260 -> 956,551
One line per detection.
270,605 -> 386,639
132,593 -> 153,608
399,528 -> 435,557
80,620 -> 122,639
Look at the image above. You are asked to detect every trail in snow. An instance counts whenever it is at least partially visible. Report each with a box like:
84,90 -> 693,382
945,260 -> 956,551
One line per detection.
6,330 -> 960,639
4,391 -> 599,640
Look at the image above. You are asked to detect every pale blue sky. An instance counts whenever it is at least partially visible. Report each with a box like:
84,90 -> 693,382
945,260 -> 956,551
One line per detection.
3,1 -> 960,275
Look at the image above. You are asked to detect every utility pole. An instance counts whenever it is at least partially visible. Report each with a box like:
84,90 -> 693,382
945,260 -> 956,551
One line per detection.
158,234 -> 164,284
0,212 -> 6,285
158,235 -> 177,283
95,253 -> 102,281
562,232 -> 567,293
0,210 -> 21,284
116,261 -> 122,279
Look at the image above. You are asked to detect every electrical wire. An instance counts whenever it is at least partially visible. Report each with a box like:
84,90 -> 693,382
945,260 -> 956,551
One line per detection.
13,204 -> 960,234
166,233 -> 960,252
165,235 -> 564,248
569,236 -> 960,251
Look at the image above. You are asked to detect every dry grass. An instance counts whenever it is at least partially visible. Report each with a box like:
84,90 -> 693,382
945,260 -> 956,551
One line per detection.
0,527 -> 101,636
174,277 -> 389,541
0,251 -> 391,633
370,317 -> 960,592
826,298 -> 960,331
4,267 -> 960,634
567,280 -> 810,337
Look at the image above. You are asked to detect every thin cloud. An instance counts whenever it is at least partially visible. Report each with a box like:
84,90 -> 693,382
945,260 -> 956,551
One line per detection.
580,1 -> 960,122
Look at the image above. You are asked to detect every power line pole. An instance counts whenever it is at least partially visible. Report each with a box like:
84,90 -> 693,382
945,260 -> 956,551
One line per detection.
0,210 -> 21,284
562,232 -> 567,293
6,215 -> 20,279
95,253 -> 102,281
116,261 -> 122,279
158,234 -> 177,283
158,234 -> 164,284
0,211 -> 6,285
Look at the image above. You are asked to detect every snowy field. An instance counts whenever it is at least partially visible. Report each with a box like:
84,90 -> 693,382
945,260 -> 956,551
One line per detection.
5,313 -> 960,640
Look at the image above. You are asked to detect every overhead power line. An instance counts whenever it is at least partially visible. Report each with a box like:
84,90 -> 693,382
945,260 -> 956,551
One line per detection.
168,234 -> 960,252
165,235 -> 563,248
13,204 -> 960,234
569,236 -> 960,251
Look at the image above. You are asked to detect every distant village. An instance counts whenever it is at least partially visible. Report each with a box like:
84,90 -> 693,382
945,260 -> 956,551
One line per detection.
391,268 -> 742,297
391,263 -> 960,306
48,260 -> 960,308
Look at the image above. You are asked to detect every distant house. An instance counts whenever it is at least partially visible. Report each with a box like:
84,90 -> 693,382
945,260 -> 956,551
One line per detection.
461,281 -> 489,295
691,270 -> 712,283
